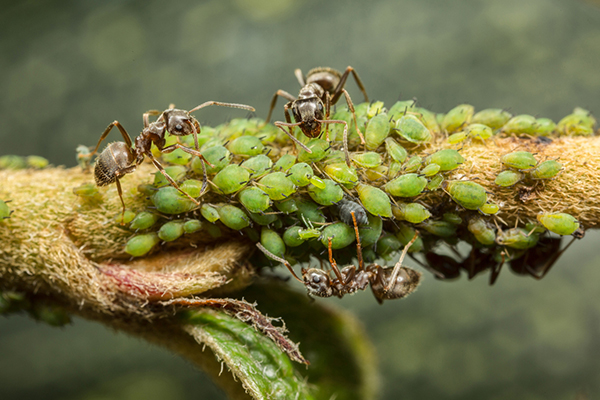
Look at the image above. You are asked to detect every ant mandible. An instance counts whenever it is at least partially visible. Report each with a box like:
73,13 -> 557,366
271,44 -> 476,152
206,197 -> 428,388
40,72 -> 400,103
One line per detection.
87,101 -> 255,220
257,212 -> 421,303
264,66 -> 369,166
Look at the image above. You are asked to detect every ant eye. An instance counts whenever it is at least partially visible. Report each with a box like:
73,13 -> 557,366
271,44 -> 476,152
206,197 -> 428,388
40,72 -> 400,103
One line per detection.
175,124 -> 183,131
318,103 -> 323,111
312,275 -> 321,283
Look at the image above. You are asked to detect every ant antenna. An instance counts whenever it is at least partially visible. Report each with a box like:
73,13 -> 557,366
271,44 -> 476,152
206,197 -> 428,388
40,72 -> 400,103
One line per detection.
256,243 -> 303,283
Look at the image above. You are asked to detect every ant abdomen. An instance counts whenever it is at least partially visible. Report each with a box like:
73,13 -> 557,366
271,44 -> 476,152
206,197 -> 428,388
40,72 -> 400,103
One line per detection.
370,266 -> 422,304
94,142 -> 135,186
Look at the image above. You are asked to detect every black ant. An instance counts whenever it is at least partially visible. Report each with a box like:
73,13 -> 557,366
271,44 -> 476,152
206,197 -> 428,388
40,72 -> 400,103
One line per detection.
257,212 -> 422,303
265,66 -> 369,166
86,101 -> 254,220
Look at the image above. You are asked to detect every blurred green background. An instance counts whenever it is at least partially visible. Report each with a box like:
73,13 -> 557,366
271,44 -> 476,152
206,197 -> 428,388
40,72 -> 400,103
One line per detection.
2,0 -> 600,399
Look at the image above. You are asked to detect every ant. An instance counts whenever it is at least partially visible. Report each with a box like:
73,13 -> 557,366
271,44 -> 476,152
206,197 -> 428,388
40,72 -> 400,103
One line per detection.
257,212 -> 422,303
86,101 -> 254,220
265,66 -> 369,166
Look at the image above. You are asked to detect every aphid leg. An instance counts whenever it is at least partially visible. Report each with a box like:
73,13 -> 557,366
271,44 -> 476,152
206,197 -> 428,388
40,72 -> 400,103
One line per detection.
384,232 -> 418,293
341,88 -> 366,145
147,153 -> 201,206
274,121 -> 313,153
264,90 -> 296,125
256,243 -> 303,283
319,119 -> 350,166
89,120 -> 133,158
327,237 -> 345,282
351,211 -> 364,271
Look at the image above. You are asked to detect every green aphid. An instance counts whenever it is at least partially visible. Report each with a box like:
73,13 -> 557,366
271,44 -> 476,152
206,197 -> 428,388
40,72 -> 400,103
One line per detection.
495,170 -> 523,187
241,154 -> 273,178
324,150 -> 347,165
395,225 -> 424,253
297,138 -> 330,163
295,199 -> 326,224
376,233 -> 402,259
217,204 -> 251,230
500,151 -> 537,170
358,214 -> 383,247
447,131 -> 469,145
388,100 -> 416,122
324,163 -> 359,188
403,155 -> 423,173
238,187 -> 271,213
352,152 -> 383,169
76,145 -> 91,169
465,123 -> 493,141
367,101 -> 386,118
356,183 -> 392,218
308,179 -> 343,206
273,154 -> 296,172
501,115 -> 537,135
0,155 -> 26,169
283,226 -> 305,247
203,222 -> 222,238
130,211 -> 159,230
443,180 -> 487,210
354,102 -> 370,118
288,162 -> 314,187
443,212 -> 462,225
183,219 -> 203,234
162,148 -> 192,166
258,172 -> 296,201
118,210 -> 136,224
275,197 -> 298,214
419,220 -> 457,237
26,155 -> 49,169
181,179 -> 203,198
200,204 -> 220,223
427,174 -> 444,190
413,107 -> 441,135
534,118 -> 556,136
392,203 -> 431,224
385,137 -> 408,163
385,173 -> 427,197
137,183 -> 156,196
365,112 -> 390,150
192,145 -> 230,175
557,108 -> 596,136
395,114 -> 432,143
248,210 -> 278,226
479,202 -> 499,215
388,162 -> 403,179
524,221 -> 547,234
537,212 -> 580,236
420,163 -> 440,177
468,217 -> 495,246
320,222 -> 355,249
212,164 -> 250,195
0,200 -> 12,220
153,165 -> 187,187
363,165 -> 388,182
529,160 -> 562,180
158,220 -> 185,242
261,228 -> 286,258
298,227 -> 321,240
471,108 -> 512,130
227,135 -> 265,157
151,186 -> 198,215
72,182 -> 102,202
496,228 -> 539,249
125,233 -> 160,257
427,149 -> 465,172
309,176 -> 325,190
441,104 -> 474,133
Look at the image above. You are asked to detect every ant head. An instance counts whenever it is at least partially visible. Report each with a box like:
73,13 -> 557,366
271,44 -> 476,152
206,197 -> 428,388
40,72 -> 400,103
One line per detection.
292,99 -> 324,138
164,109 -> 199,137
371,266 -> 422,304
302,268 -> 334,297
94,141 -> 135,186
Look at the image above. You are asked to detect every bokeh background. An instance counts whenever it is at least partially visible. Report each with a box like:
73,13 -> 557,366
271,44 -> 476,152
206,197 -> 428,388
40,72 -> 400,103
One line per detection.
2,0 -> 600,399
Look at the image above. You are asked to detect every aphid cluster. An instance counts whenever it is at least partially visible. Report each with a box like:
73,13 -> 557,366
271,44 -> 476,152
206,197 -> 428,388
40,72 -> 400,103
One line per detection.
76,96 -> 594,294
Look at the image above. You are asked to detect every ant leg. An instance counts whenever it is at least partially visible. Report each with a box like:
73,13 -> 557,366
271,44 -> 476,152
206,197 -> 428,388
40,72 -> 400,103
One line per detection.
264,90 -> 296,125
256,243 -> 303,283
323,92 -> 332,141
384,233 -> 418,293
161,143 -> 215,168
294,68 -> 306,87
274,121 -> 312,153
147,153 -> 201,205
89,121 -> 133,158
534,237 -> 576,280
319,119 -> 350,166
489,250 -> 506,285
114,178 -> 126,224
143,110 -> 162,128
331,66 -> 369,104
342,89 -> 366,145
327,237 -> 345,283
350,211 -> 364,271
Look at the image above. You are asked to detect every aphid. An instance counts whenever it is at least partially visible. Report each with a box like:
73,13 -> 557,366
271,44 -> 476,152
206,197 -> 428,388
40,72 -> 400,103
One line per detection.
200,204 -> 220,223
211,164 -> 250,195
297,138 -> 331,163
125,233 -> 160,257
265,66 -> 369,166
534,118 -> 556,136
479,202 -> 499,215
0,200 -> 12,220
465,123 -> 493,141
427,149 -> 465,171
26,155 -> 49,169
151,186 -> 198,215
273,154 -> 296,172
257,212 -> 421,303
529,160 -> 562,180
307,179 -> 344,206
365,112 -> 390,150
495,170 -> 523,187
356,183 -> 392,218
283,226 -> 306,247
420,163 -> 440,177
275,197 -> 298,214
357,214 -> 383,247
537,212 -> 580,236
261,228 -> 286,259
366,101 -> 386,118
295,198 -> 326,224
388,100 -> 417,122
501,114 -> 537,135
419,220 -> 457,238
557,108 -> 596,136
412,107 -> 441,135
238,187 -> 271,213
363,165 -> 388,182
0,155 -> 26,169
385,173 -> 428,198
447,131 -> 469,145
153,165 -> 186,187
324,163 -> 359,188
216,204 -> 251,230
183,219 -> 203,234
376,232 -> 402,258
258,172 -> 296,201
442,212 -> 462,225
500,151 -> 537,170
467,217 -> 496,246
249,210 -> 279,226
129,211 -> 159,230
320,222 -> 356,249
87,102 -> 254,219
441,104 -> 474,133
385,137 -> 408,163
443,180 -> 487,210
352,152 -> 383,169
191,145 -> 230,175
288,162 -> 314,186
228,135 -> 265,157
72,182 -> 103,203
427,174 -> 444,190
403,155 -> 423,173
241,154 -> 273,178
158,220 -> 185,242
471,108 -> 512,130
392,203 -> 431,224
496,228 -> 539,249
337,197 -> 369,226
394,114 -> 432,144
